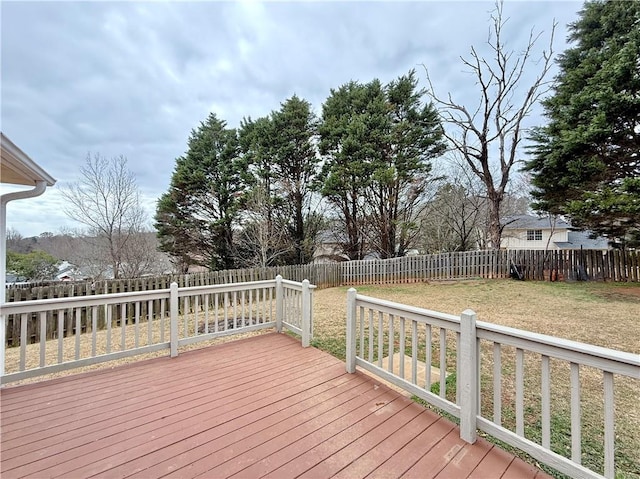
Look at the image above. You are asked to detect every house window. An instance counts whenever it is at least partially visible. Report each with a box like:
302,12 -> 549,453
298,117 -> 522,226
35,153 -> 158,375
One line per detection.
527,229 -> 543,241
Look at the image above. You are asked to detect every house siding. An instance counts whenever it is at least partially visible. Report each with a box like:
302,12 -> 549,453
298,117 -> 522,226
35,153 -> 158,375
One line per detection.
501,228 -> 569,250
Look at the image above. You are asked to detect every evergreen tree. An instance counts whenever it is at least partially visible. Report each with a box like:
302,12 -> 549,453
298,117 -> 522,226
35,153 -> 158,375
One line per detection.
526,0 -> 640,245
271,95 -> 320,264
319,71 -> 445,259
155,113 -> 248,270
319,79 -> 387,260
369,70 -> 445,258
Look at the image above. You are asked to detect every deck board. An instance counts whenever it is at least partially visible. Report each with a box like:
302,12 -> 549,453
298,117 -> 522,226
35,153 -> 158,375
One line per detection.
1,333 -> 551,479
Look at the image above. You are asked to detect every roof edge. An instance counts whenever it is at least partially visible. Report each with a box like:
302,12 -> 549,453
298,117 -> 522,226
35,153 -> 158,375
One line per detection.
1,132 -> 56,186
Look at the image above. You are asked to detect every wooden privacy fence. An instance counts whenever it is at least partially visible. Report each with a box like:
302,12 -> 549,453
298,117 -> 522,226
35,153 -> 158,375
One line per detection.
4,249 -> 638,346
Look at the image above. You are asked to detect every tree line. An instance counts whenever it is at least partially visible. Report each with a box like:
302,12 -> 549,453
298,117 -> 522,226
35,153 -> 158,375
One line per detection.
157,1 -> 640,271
155,70 -> 453,271
10,1 -> 636,280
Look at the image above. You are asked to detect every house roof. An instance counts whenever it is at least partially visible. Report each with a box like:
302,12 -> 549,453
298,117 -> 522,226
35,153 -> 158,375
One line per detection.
1,133 -> 56,187
502,214 -> 571,230
555,231 -> 610,250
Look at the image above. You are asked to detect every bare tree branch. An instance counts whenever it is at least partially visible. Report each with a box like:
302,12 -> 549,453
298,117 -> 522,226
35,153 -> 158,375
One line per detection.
423,0 -> 555,248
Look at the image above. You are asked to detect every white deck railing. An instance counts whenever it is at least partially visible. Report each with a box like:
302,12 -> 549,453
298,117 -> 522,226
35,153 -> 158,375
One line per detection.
0,276 -> 314,385
345,288 -> 639,479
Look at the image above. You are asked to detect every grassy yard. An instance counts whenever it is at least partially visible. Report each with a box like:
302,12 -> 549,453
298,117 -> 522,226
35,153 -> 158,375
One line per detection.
311,279 -> 640,478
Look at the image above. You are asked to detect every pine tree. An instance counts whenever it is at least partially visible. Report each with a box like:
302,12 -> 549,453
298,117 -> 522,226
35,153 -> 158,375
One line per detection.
156,113 -> 249,270
526,0 -> 640,245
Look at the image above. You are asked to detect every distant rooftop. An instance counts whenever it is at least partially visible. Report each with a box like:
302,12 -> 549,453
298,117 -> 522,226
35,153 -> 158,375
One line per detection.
502,214 -> 571,230
556,231 -> 610,250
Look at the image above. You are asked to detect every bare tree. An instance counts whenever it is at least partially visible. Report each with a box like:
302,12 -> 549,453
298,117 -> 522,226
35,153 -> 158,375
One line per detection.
5,227 -> 30,253
119,230 -> 173,278
235,186 -> 293,268
62,154 -> 146,279
425,1 -> 555,248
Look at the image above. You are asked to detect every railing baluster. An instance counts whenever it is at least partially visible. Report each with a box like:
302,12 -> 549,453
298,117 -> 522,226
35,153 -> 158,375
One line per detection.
233,291 -> 238,329
249,289 -> 253,325
147,300 -> 153,345
541,355 -> 551,449
571,362 -> 581,464
411,320 -> 417,385
91,306 -> 98,357
39,311 -> 47,367
493,342 -> 501,426
516,348 -> 524,437
215,293 -> 219,332
368,309 -> 374,362
399,317 -> 406,380
241,290 -> 246,327
377,311 -> 383,368
603,371 -> 615,478
19,313 -> 27,371
456,331 -> 461,405
75,308 -> 81,360
439,328 -> 446,398
388,314 -> 394,373
121,303 -> 127,350
57,308 -> 64,363
106,305 -> 112,354
359,306 -> 364,357
204,295 -> 209,334
134,301 -> 140,348
425,324 -> 432,389
160,300 -> 166,342
476,338 -> 481,413
224,292 -> 229,330
183,296 -> 188,336
194,295 -> 200,333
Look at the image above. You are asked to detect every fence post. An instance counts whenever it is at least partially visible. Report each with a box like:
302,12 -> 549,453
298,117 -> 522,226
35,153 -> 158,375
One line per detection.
170,282 -> 179,358
346,288 -> 357,373
275,275 -> 283,333
460,309 -> 478,443
301,279 -> 311,347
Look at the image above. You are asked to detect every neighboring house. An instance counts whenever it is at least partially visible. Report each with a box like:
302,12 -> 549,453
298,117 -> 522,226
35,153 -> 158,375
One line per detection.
56,261 -> 87,281
501,214 -> 609,251
313,230 -> 350,263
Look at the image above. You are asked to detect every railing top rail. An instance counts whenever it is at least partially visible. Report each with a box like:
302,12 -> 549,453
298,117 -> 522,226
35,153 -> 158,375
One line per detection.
0,289 -> 171,314
354,293 -> 460,325
477,320 -> 640,376
177,279 -> 277,297
281,279 -> 318,291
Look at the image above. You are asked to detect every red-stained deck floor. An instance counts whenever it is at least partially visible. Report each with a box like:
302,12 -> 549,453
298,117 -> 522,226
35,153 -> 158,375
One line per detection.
1,333 -> 550,479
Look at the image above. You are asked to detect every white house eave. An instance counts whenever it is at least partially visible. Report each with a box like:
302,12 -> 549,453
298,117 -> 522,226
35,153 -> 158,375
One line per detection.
1,132 -> 56,187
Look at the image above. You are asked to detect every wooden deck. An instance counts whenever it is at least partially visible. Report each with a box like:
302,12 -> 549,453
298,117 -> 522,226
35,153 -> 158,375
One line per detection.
1,333 -> 550,479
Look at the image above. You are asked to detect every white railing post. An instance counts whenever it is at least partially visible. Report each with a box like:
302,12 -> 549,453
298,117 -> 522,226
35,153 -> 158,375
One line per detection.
460,309 -> 478,443
275,275 -> 283,333
0,312 -> 5,377
346,288 -> 357,373
301,279 -> 311,347
170,282 -> 179,358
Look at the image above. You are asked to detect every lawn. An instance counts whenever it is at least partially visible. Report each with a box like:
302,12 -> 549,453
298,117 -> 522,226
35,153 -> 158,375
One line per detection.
311,279 -> 640,478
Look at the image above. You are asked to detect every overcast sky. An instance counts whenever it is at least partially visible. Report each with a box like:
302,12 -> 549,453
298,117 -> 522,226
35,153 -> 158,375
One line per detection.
1,0 -> 582,238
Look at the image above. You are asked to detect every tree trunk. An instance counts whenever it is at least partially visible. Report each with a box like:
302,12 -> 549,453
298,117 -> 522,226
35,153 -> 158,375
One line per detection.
487,192 -> 503,250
